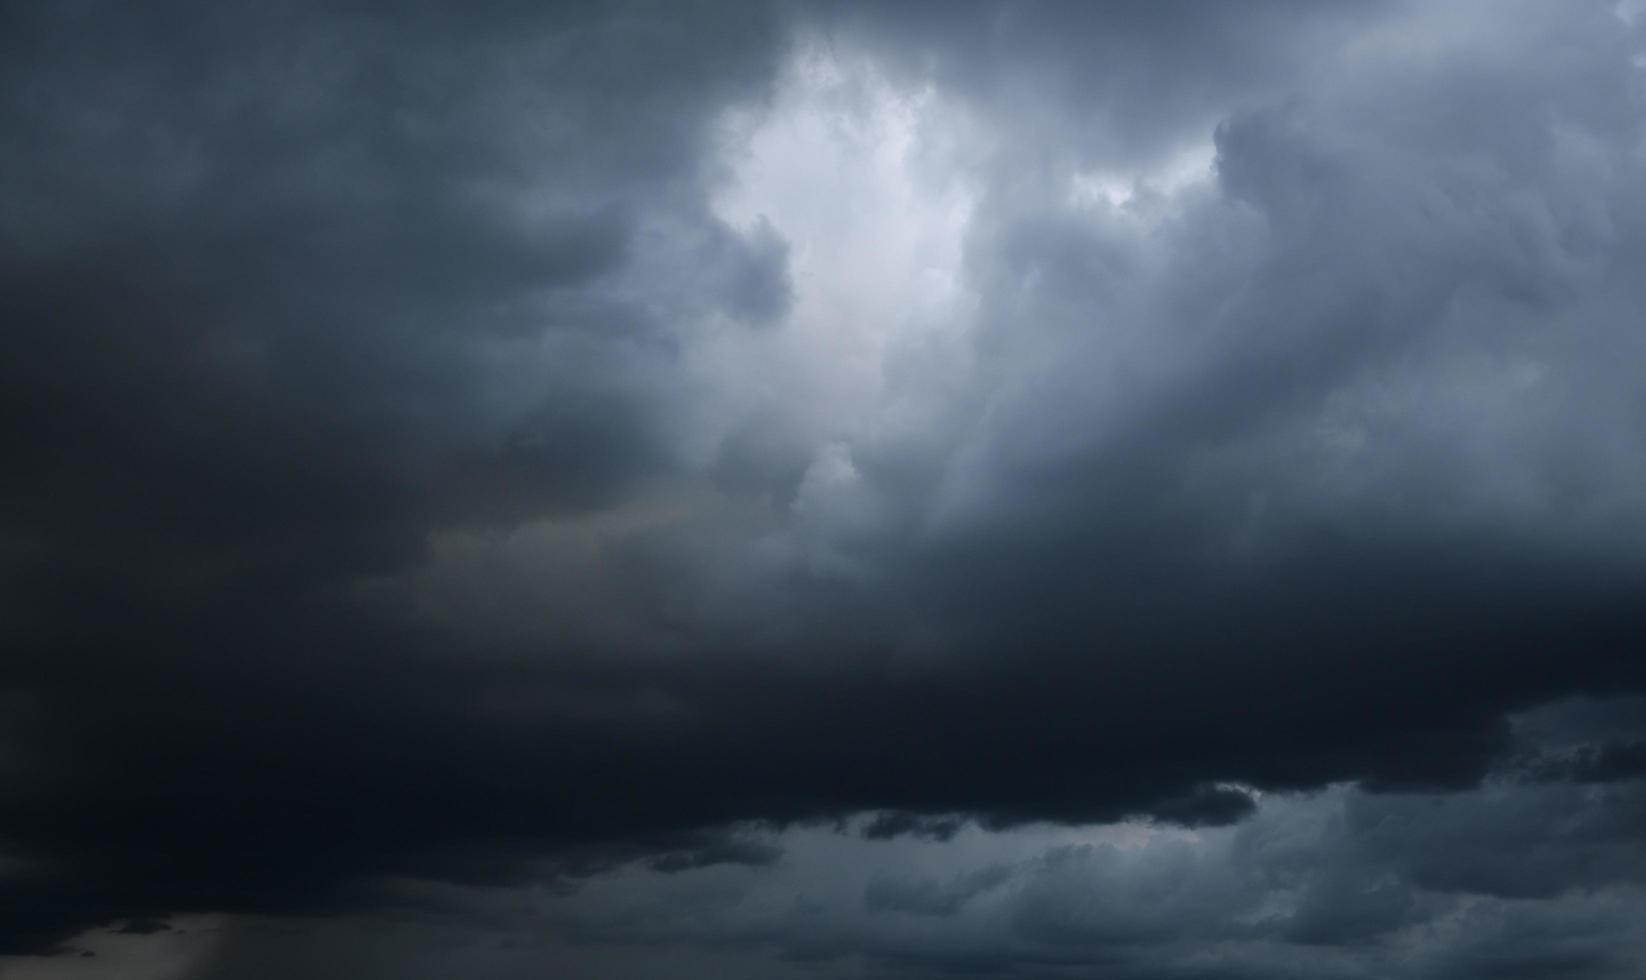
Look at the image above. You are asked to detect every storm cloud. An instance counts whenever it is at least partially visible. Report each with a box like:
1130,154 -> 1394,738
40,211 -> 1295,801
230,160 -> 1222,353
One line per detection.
3,1 -> 1645,977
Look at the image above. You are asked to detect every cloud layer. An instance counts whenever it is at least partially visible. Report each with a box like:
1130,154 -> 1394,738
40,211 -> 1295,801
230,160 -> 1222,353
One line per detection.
3,1 -> 1645,976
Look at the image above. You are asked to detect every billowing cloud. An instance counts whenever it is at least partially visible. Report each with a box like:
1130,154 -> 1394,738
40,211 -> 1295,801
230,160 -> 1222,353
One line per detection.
3,1 -> 1645,976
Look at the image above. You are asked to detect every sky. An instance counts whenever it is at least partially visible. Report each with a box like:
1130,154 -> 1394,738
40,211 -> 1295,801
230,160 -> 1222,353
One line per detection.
3,1 -> 1646,977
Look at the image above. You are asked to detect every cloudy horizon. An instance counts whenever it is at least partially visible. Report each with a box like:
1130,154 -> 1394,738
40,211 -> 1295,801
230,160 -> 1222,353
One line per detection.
4,2 -> 1646,977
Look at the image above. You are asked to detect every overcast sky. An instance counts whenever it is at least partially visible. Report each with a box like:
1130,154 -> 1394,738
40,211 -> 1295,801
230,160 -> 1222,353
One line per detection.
4,2 -> 1646,977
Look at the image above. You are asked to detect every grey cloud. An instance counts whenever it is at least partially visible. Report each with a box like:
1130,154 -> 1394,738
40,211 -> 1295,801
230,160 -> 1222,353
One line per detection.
540,766 -> 1646,978
864,864 -> 1011,917
4,0 -> 1646,974
861,813 -> 967,842
714,215 -> 794,326
1145,786 -> 1259,829
810,0 -> 1386,170
0,0 -> 791,955
648,839 -> 785,875
276,734 -> 1640,979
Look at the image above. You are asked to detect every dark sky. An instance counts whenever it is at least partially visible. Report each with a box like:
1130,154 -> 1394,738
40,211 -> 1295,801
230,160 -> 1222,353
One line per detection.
4,2 -> 1646,977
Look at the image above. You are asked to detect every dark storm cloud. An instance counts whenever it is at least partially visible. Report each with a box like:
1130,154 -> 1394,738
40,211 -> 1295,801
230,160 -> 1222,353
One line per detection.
0,0 -> 782,572
0,0 -> 794,953
3,0 -> 1646,974
508,726 -> 1646,980
860,812 -> 966,842
239,718 -> 1628,980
